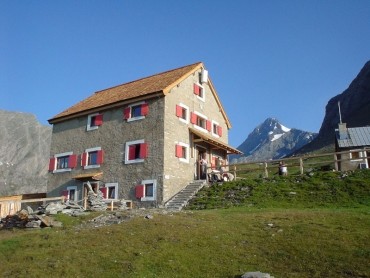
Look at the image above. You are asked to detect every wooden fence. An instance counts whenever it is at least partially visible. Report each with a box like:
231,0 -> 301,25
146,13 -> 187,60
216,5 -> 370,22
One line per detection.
224,147 -> 370,179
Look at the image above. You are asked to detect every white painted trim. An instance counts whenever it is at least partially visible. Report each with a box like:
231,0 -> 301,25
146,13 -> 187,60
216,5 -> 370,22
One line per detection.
141,179 -> 156,201
127,101 -> 146,122
177,103 -> 189,124
125,139 -> 145,164
86,113 -> 99,131
176,141 -> 189,163
84,146 -> 102,169
53,151 -> 73,173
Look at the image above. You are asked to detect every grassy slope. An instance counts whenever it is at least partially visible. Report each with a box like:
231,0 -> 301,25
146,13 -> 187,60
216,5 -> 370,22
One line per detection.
0,170 -> 369,278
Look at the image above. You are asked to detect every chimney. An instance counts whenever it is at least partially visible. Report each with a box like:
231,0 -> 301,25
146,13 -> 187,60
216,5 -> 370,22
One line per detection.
338,122 -> 348,140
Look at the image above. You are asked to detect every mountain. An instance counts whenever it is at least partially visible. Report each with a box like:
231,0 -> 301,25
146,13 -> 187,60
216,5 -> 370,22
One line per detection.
230,118 -> 317,163
297,60 -> 370,153
0,110 -> 52,196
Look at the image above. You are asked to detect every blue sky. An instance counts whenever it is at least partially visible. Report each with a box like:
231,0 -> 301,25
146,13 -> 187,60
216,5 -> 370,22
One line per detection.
1,1 -> 369,146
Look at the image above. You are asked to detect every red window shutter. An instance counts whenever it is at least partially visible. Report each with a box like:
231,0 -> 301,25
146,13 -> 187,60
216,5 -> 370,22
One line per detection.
61,190 -> 69,201
206,120 -> 212,131
141,103 -> 149,116
128,145 -> 136,160
175,105 -> 182,117
218,126 -> 223,137
175,144 -> 183,158
94,114 -> 103,126
211,157 -> 216,169
48,158 -> 56,171
139,143 -> 148,159
190,112 -> 197,124
123,107 -> 131,120
81,152 -> 88,166
193,84 -> 200,95
135,185 -> 145,199
97,150 -> 104,164
68,154 -> 77,168
99,187 -> 107,199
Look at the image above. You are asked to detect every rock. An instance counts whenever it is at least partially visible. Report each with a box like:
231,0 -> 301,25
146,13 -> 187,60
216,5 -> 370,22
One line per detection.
145,214 -> 153,219
25,220 -> 42,228
242,271 -> 274,278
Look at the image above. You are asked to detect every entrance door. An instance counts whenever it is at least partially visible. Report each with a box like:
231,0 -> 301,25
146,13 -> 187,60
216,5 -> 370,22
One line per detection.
196,148 -> 207,180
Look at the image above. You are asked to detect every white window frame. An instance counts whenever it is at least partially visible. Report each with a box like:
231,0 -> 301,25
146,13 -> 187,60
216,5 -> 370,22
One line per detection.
54,151 -> 73,173
176,142 -> 189,163
211,120 -> 220,138
177,103 -> 189,124
86,113 -> 100,131
193,111 -> 208,133
84,146 -> 102,169
141,179 -> 156,201
105,183 -> 118,200
349,150 -> 364,161
66,186 -> 78,202
195,83 -> 205,102
127,101 -> 146,122
125,139 -> 145,164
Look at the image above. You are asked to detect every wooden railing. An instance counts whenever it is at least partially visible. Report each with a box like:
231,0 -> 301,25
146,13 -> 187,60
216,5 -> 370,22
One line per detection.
222,147 -> 370,179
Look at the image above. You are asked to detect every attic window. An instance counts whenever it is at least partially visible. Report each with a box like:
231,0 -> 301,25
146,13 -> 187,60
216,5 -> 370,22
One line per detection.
193,83 -> 205,101
87,113 -> 103,131
123,101 -> 149,122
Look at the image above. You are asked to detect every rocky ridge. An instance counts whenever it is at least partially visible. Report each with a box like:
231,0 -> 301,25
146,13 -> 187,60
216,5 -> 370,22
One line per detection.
0,110 -> 51,196
231,118 -> 316,163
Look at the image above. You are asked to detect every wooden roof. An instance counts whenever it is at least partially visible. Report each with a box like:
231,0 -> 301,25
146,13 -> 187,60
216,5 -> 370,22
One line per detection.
48,62 -> 231,127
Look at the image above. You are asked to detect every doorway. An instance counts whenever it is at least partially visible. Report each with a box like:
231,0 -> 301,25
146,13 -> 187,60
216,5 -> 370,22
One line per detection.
196,147 -> 207,180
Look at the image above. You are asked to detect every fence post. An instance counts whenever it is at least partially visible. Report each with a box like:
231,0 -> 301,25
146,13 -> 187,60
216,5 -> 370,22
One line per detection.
334,153 -> 338,171
233,165 -> 237,180
299,158 -> 304,175
264,162 -> 268,178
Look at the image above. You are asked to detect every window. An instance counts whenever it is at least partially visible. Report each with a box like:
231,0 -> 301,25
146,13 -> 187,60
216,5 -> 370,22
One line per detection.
135,180 -> 156,201
104,183 -> 118,199
87,113 -> 103,131
62,186 -> 78,202
49,152 -> 77,173
175,142 -> 189,163
175,103 -> 189,123
81,147 -> 104,169
350,150 -> 364,161
123,101 -> 149,122
212,120 -> 223,137
191,112 -> 211,132
193,83 -> 205,101
125,139 -> 148,164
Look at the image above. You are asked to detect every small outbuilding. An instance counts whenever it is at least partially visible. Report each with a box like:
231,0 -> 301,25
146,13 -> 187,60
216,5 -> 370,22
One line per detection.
335,123 -> 370,171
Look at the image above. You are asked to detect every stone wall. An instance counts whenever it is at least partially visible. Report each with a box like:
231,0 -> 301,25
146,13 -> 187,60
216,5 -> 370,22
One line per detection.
162,68 -> 230,201
48,97 -> 165,207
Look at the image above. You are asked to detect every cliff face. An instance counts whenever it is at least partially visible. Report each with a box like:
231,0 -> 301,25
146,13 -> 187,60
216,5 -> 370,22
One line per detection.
299,61 -> 370,152
0,110 -> 51,196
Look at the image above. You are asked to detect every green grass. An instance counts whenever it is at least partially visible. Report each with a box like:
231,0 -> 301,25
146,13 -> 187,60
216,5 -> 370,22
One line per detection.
0,170 -> 369,277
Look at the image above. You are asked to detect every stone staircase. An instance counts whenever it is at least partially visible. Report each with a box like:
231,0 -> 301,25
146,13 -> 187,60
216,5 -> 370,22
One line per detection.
165,180 -> 206,211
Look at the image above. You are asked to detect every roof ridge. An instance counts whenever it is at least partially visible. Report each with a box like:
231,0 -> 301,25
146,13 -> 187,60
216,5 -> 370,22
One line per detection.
94,61 -> 203,94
